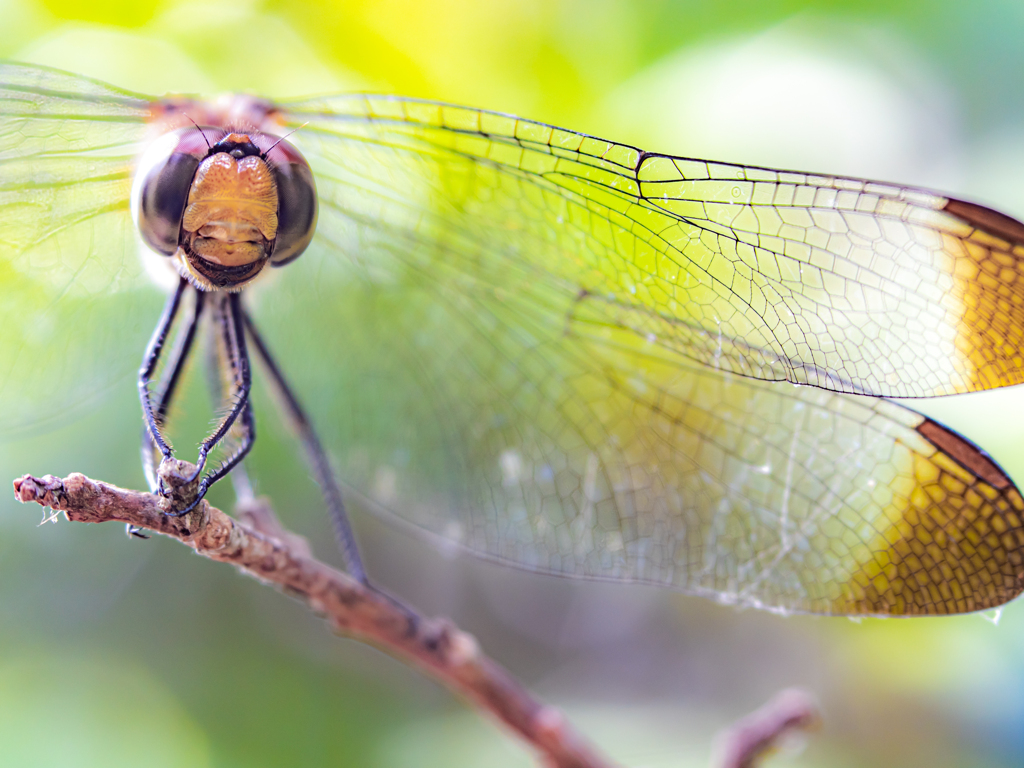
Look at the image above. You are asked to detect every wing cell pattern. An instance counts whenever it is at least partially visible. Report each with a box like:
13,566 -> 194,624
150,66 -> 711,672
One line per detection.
279,95 -> 1024,398
256,97 -> 1024,613
0,64 -> 155,432
2,64 -> 1023,614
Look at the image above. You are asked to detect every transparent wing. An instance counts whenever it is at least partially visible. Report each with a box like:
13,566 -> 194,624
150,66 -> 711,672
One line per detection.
0,63 -> 159,434
249,96 -> 1024,615
2,66 -> 1021,614
277,95 -> 1024,399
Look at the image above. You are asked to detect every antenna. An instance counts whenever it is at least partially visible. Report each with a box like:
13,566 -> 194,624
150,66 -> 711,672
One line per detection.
264,122 -> 309,155
184,114 -> 212,151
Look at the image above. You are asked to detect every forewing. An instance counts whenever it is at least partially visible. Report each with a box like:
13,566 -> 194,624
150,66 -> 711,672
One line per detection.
0,63 -> 158,433
254,98 -> 1024,615
277,95 -> 1024,398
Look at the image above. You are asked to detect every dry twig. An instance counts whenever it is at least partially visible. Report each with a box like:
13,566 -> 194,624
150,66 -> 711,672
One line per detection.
715,688 -> 820,768
12,470 -> 616,768
12,469 -> 819,768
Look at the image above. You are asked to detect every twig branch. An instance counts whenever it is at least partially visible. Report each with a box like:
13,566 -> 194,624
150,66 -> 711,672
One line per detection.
12,470 -> 617,768
12,470 -> 820,768
715,689 -> 820,768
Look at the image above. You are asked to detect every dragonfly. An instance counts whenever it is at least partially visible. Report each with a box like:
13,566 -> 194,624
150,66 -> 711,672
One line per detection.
3,61 -> 1024,618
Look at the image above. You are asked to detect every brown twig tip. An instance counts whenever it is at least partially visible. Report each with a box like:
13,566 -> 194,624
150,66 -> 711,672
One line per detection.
716,688 -> 821,768
13,473 -> 66,507
11,470 -> 620,768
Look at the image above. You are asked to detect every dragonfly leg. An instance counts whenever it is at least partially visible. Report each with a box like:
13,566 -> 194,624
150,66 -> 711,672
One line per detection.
242,308 -> 367,583
165,292 -> 255,516
171,401 -> 255,514
134,282 -> 207,536
138,276 -> 190,470
204,329 -> 257,504
181,292 -> 253,485
140,288 -> 207,490
133,287 -> 208,536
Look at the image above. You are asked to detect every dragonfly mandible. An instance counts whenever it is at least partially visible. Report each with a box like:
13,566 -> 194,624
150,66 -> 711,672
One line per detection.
3,61 -> 1024,617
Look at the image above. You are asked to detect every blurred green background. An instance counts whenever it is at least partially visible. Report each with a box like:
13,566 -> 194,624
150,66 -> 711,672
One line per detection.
4,0 -> 1024,766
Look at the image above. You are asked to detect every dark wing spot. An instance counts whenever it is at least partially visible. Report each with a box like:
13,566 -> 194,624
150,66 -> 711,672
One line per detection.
944,198 -> 1024,247
916,418 -> 1011,490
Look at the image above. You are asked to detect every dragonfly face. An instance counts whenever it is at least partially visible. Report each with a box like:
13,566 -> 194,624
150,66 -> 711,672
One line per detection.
3,61 -> 1024,617
132,124 -> 317,290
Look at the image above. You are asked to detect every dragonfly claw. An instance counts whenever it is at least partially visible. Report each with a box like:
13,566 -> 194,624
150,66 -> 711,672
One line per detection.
156,456 -> 207,518
125,523 -> 150,539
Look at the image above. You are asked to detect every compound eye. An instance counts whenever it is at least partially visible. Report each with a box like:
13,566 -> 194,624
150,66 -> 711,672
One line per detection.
132,130 -> 204,256
267,140 -> 317,266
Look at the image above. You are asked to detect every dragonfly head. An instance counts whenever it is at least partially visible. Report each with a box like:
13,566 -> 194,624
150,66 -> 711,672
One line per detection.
131,126 -> 317,291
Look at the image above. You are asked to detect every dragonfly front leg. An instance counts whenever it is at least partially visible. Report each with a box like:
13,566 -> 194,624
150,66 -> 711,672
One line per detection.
138,276 -> 190,478
134,283 -> 207,536
140,286 -> 207,491
165,292 -> 255,517
203,313 -> 257,506
183,292 -> 252,482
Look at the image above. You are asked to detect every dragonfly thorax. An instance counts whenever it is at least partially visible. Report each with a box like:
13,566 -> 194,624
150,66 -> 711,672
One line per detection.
131,125 -> 318,292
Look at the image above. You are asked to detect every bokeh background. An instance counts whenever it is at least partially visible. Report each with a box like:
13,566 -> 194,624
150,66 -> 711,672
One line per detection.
4,1 -> 1024,766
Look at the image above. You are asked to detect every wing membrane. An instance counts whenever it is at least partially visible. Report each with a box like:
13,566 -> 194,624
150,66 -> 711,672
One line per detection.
253,102 -> 1024,614
2,66 -> 1022,613
278,95 -> 1024,398
0,63 -> 157,433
